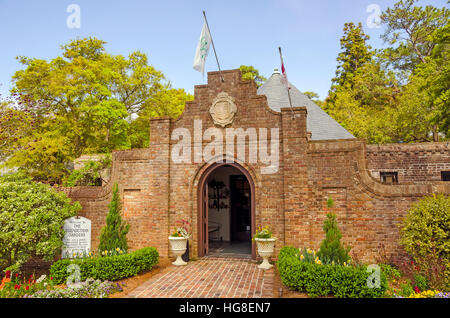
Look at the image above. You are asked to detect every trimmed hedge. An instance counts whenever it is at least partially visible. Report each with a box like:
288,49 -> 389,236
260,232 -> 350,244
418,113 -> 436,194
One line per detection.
50,247 -> 159,284
277,246 -> 387,298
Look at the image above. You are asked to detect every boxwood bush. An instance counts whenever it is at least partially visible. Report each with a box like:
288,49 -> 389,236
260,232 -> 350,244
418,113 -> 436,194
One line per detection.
50,247 -> 159,284
277,246 -> 387,298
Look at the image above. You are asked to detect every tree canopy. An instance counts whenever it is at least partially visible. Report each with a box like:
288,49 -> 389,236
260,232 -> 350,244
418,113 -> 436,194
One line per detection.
323,0 -> 449,144
1,37 -> 192,182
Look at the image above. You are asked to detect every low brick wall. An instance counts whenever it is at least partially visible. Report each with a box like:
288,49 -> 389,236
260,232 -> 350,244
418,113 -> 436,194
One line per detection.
366,142 -> 450,183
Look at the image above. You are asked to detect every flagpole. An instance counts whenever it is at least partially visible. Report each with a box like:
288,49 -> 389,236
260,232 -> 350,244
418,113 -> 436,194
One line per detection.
203,11 -> 224,82
278,47 -> 294,114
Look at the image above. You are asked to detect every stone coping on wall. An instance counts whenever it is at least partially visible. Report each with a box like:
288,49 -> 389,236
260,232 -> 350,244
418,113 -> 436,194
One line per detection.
308,138 -> 450,198
366,141 -> 450,153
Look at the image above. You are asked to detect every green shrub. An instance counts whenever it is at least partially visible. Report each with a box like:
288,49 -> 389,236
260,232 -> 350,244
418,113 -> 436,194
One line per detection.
63,155 -> 111,187
98,183 -> 129,252
277,246 -> 387,298
316,212 -> 351,265
399,194 -> 450,289
0,173 -> 81,273
50,247 -> 159,284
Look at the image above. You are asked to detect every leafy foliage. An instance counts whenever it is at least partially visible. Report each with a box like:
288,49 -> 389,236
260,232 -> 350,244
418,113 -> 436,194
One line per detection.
380,0 -> 449,73
239,65 -> 267,87
63,155 -> 111,187
50,247 -> 158,284
98,183 -> 129,253
0,173 -> 81,273
129,86 -> 193,148
3,37 -> 192,182
330,22 -> 374,92
399,194 -> 450,289
324,1 -> 449,143
277,246 -> 387,298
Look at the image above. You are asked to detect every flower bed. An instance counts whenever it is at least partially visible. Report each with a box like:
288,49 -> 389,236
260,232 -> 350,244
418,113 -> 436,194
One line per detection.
277,246 -> 387,298
50,247 -> 159,284
27,278 -> 122,298
395,290 -> 450,298
0,271 -> 57,298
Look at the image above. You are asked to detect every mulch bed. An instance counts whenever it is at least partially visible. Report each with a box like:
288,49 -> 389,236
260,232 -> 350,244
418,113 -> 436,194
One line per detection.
20,256 -> 55,279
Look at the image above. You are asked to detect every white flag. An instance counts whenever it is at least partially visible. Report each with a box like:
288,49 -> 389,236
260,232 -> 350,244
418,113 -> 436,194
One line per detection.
193,20 -> 211,74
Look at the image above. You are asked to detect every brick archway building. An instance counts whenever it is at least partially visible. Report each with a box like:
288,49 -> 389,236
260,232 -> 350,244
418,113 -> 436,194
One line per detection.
64,69 -> 450,262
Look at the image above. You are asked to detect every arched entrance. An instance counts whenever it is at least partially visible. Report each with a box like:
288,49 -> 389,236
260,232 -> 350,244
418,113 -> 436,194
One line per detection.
198,162 -> 256,259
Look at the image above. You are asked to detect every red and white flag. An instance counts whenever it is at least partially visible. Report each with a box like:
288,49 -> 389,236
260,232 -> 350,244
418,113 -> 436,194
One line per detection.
279,47 -> 290,89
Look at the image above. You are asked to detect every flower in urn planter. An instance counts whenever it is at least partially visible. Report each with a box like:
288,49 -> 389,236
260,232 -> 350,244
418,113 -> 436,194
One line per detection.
253,226 -> 277,270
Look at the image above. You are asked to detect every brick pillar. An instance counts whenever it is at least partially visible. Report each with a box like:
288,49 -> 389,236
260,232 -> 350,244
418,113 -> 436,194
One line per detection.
281,107 -> 309,248
149,117 -> 171,257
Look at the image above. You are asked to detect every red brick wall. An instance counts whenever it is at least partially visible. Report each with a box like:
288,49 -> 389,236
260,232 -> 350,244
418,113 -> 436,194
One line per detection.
366,143 -> 450,183
305,140 -> 449,262
63,69 -> 450,263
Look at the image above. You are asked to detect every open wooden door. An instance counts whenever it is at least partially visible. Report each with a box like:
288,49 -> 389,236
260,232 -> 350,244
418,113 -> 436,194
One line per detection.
202,182 -> 209,256
198,162 -> 255,259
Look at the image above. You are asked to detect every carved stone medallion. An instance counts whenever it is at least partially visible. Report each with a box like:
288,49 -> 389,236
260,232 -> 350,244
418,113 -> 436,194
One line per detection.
209,92 -> 237,127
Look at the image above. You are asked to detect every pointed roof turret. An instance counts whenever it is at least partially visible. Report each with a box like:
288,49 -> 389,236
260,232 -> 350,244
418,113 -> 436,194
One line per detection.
257,69 -> 355,140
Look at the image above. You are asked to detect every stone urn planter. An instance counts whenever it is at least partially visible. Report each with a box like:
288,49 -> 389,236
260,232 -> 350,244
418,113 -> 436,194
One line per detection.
168,236 -> 188,266
255,237 -> 277,269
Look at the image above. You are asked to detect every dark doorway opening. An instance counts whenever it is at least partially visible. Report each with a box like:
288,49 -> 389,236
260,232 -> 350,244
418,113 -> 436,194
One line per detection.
198,163 -> 255,259
230,175 -> 251,242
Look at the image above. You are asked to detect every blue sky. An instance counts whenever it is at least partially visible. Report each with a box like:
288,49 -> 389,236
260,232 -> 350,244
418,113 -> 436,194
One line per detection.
0,0 -> 446,100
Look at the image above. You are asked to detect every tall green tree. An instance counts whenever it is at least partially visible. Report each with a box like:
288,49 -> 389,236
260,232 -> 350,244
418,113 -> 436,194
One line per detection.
324,22 -> 400,143
98,183 -> 129,252
380,0 -> 449,141
330,22 -> 374,94
380,0 -> 449,73
325,60 -> 401,144
324,0 -> 449,144
411,24 -> 450,140
4,37 -> 192,182
129,86 -> 193,148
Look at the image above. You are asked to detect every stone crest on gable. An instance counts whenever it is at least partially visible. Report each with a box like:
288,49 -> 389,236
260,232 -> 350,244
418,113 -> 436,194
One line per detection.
209,92 -> 237,127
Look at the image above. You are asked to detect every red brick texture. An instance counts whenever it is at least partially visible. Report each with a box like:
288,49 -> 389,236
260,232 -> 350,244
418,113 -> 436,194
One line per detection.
128,257 -> 274,298
63,69 -> 450,263
366,143 -> 450,183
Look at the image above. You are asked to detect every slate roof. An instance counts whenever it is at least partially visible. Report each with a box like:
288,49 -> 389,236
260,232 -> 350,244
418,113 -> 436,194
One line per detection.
257,69 -> 355,140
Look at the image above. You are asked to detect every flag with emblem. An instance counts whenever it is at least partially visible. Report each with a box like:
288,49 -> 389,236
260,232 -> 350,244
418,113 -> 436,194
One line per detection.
193,18 -> 212,74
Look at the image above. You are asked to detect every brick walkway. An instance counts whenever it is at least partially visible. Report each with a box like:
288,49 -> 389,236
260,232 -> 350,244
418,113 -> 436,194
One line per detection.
129,257 -> 274,298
